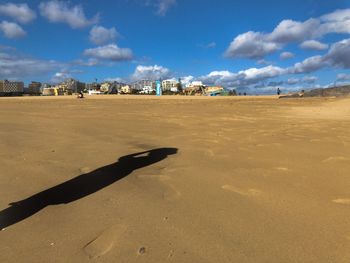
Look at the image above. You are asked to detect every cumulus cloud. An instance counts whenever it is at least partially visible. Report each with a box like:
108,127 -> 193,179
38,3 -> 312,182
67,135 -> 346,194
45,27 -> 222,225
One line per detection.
319,9 -> 350,35
241,66 -> 286,81
325,39 -> 350,68
290,38 -> 350,74
83,44 -> 133,61
131,65 -> 171,81
300,40 -> 328,51
89,26 -> 118,45
199,70 -> 240,86
225,8 -> 350,59
199,38 -> 350,91
39,0 -> 98,29
280,52 -> 295,60
0,21 -> 26,39
0,3 -> 36,24
224,31 -> 281,59
291,55 -> 325,74
268,19 -> 320,43
198,65 -> 287,88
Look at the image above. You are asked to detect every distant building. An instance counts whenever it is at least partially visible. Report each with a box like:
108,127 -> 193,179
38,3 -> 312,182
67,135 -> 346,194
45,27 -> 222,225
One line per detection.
162,79 -> 178,91
27,81 -> 42,95
131,80 -> 155,92
99,82 -> 126,94
63,78 -> 86,93
42,87 -> 64,96
0,80 -> 24,96
187,81 -> 204,88
205,86 -> 225,95
88,90 -> 104,95
120,85 -> 132,94
184,81 -> 206,95
100,83 -> 111,93
42,88 -> 55,96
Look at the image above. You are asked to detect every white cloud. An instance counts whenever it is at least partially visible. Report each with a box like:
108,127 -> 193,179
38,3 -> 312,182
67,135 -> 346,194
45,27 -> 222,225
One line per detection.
197,38 -> 350,91
0,21 -> 26,39
224,31 -> 281,59
199,65 -> 286,88
148,0 -> 176,16
225,8 -> 350,59
268,19 -> 320,43
180,76 -> 194,85
302,76 -> 318,84
325,39 -> 350,68
51,71 -> 71,83
89,26 -> 118,45
240,65 -> 286,81
0,3 -> 36,24
39,0 -> 98,29
291,55 -> 325,74
83,44 -> 133,61
280,51 -> 295,60
291,38 -> 350,73
337,73 -> 350,81
287,78 -> 300,85
131,65 -> 171,80
319,9 -> 350,35
300,40 -> 328,51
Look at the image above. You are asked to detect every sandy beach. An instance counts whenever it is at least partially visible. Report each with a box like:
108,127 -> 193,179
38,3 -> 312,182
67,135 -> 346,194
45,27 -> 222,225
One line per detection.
1,95 -> 350,262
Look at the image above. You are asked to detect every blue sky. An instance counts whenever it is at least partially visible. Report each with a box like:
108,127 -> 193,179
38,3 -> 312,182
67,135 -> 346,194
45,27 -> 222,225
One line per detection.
0,0 -> 350,93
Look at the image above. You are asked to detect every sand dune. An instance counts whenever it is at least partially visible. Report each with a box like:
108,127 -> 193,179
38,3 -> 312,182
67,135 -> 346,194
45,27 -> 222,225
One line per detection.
1,96 -> 350,262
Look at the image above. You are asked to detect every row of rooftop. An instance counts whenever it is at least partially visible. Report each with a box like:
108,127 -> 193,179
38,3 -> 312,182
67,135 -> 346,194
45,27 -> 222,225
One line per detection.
0,79 -> 238,97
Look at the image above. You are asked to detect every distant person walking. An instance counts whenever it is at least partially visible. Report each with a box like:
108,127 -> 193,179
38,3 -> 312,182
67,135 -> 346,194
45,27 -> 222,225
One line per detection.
277,88 -> 281,96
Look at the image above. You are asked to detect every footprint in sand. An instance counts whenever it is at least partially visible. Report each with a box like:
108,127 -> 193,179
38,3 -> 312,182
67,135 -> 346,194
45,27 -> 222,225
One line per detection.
323,156 -> 350,163
333,199 -> 350,205
137,174 -> 171,181
84,225 -> 127,259
137,174 -> 181,201
222,185 -> 262,197
275,167 -> 289,172
162,184 -> 182,201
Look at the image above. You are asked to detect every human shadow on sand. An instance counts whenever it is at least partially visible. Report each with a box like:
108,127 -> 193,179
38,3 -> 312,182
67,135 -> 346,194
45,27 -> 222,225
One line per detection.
0,148 -> 178,229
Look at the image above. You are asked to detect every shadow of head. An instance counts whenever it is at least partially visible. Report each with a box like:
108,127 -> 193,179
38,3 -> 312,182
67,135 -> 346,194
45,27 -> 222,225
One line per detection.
147,147 -> 178,157
117,147 -> 178,169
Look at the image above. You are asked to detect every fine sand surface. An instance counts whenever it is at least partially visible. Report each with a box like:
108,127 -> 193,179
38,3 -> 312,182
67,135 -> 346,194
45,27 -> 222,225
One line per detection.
1,95 -> 350,262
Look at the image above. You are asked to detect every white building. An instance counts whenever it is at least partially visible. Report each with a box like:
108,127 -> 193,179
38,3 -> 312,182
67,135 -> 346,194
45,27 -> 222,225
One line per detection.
162,79 -> 178,91
186,81 -> 204,88
120,85 -> 132,94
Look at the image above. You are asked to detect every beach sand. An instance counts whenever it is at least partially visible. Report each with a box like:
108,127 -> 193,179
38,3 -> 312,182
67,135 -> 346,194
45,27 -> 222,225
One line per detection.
1,95 -> 350,262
